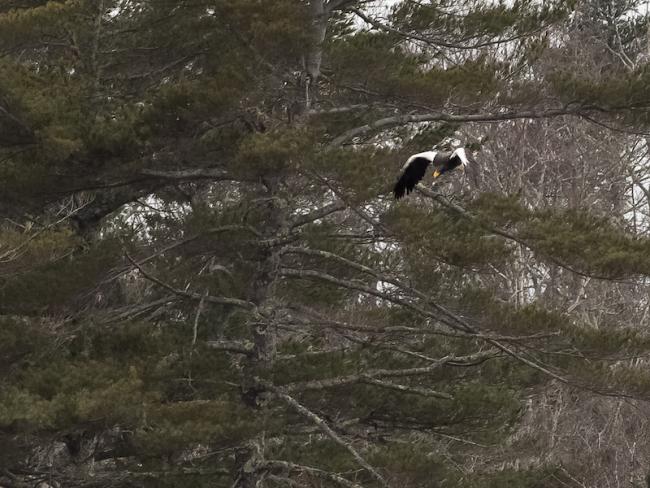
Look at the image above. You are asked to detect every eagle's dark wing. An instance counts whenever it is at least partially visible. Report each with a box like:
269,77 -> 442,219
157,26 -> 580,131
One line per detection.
448,153 -> 464,170
393,156 -> 432,199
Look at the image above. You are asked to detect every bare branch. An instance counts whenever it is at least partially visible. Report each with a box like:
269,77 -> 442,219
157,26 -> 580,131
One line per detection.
265,460 -> 364,488
206,340 -> 255,355
362,377 -> 452,398
103,52 -> 205,81
289,201 -> 346,228
280,267 -> 467,332
265,384 -> 391,488
0,198 -> 93,263
103,224 -> 262,284
126,253 -> 258,311
100,295 -> 177,323
192,290 -> 207,348
266,474 -> 307,487
282,246 -> 474,332
309,170 -> 388,233
282,307 -> 560,342
494,342 -> 577,387
280,269 -> 591,391
307,104 -> 376,116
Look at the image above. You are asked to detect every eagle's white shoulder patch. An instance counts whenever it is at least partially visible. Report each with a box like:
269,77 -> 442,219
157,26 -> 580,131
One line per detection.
401,151 -> 437,172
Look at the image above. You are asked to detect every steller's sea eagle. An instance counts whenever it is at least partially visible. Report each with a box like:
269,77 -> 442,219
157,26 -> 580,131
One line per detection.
393,148 -> 472,199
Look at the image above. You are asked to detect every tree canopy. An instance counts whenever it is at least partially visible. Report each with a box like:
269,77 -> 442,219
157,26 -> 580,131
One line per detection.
3,1 -> 650,487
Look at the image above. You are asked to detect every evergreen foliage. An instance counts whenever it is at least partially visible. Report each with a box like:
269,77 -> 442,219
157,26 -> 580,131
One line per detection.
2,0 -> 650,487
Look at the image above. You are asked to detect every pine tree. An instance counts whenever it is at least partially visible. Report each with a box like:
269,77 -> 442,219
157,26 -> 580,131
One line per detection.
2,1 -> 650,487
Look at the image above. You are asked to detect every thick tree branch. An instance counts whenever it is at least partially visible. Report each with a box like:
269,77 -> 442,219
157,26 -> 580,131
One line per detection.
282,349 -> 498,394
330,107 -> 584,146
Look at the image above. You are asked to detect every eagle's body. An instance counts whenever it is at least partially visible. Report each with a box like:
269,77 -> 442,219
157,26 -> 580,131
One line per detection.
393,148 -> 471,199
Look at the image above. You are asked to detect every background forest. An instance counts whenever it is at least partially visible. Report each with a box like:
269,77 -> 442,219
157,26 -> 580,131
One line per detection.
3,0 -> 650,486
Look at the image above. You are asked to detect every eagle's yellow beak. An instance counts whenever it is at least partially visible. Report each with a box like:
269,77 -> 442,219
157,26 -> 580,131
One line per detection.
433,169 -> 441,178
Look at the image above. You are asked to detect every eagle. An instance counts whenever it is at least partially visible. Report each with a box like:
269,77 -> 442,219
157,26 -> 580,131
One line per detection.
393,147 -> 472,199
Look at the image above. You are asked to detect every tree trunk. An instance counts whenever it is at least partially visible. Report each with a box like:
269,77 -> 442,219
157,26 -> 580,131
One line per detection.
305,0 -> 328,109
